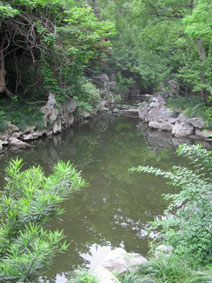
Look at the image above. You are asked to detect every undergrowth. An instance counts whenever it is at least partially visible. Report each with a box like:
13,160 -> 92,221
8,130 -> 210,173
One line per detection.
69,269 -> 97,283
167,96 -> 212,128
0,99 -> 44,131
120,256 -> 212,283
131,144 -> 212,266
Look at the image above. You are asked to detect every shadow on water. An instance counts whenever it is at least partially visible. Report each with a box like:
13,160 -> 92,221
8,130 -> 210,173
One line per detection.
0,114 -> 207,282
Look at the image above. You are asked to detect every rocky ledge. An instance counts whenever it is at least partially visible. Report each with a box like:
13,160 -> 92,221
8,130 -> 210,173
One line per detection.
0,93 -> 108,152
93,248 -> 147,283
138,95 -> 212,141
91,246 -> 173,282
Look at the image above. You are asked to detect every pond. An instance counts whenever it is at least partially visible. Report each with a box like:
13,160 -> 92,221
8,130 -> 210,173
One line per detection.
0,114 -> 189,282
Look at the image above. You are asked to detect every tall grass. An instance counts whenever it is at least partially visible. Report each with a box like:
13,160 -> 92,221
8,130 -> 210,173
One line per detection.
121,256 -> 212,283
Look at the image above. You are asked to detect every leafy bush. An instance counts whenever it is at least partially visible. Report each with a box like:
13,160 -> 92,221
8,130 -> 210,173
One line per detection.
69,269 -> 97,283
131,144 -> 212,266
0,159 -> 87,282
74,79 -> 101,112
167,96 -> 204,110
114,74 -> 136,95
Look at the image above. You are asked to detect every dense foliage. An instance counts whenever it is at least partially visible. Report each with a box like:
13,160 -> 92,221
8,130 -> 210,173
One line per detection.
0,0 -> 114,104
94,0 -> 212,104
131,144 -> 212,266
0,158 -> 86,282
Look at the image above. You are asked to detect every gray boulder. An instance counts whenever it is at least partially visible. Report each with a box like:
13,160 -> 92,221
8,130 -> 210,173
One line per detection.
172,115 -> 194,137
119,109 -> 139,117
40,93 -> 61,132
148,108 -> 173,123
22,130 -> 46,141
188,117 -> 204,129
60,98 -> 76,127
101,248 -> 147,274
94,266 -> 120,283
161,122 -> 174,132
9,137 -> 30,148
79,111 -> 91,119
168,79 -> 179,96
97,100 -> 107,111
138,101 -> 149,122
149,121 -> 161,130
40,93 -> 77,133
195,129 -> 212,140
155,245 -> 173,258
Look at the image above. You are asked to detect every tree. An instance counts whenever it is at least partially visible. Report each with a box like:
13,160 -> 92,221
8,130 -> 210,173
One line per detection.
0,0 -> 114,99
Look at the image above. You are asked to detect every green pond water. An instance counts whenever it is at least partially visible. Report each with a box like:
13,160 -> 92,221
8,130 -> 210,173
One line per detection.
0,114 -> 189,282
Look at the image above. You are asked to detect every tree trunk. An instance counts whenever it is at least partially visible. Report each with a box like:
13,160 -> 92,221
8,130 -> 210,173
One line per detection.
0,48 -> 6,94
197,37 -> 207,61
0,47 -> 13,98
196,37 -> 211,104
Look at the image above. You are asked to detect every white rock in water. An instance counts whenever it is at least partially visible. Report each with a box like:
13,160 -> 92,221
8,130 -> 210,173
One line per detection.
94,265 -> 120,283
101,248 -> 147,274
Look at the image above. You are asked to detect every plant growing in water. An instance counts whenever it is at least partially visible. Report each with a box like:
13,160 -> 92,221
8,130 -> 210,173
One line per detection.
0,158 -> 87,282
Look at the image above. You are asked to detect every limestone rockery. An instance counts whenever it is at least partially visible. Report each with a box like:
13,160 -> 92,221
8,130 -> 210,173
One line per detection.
138,95 -> 212,141
0,93 -> 108,151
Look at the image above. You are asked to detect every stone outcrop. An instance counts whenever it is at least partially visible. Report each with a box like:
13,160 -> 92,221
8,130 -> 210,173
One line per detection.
92,248 -> 147,283
94,266 -> 120,283
0,93 -> 103,152
9,137 -> 30,149
138,95 -> 211,141
168,79 -> 180,97
101,248 -> 147,274
40,93 -> 77,134
119,108 -> 139,117
155,245 -> 173,258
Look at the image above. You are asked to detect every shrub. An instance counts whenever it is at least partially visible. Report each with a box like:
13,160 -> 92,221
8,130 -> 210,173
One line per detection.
130,144 -> 212,266
69,269 -> 97,283
73,79 -> 101,112
0,159 -> 87,282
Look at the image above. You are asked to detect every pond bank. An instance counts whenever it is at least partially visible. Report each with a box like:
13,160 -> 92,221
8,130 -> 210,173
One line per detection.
0,93 -> 110,152
138,94 -> 212,147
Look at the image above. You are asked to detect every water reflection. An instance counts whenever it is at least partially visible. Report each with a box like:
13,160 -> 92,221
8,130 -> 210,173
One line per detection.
0,114 -> 209,282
